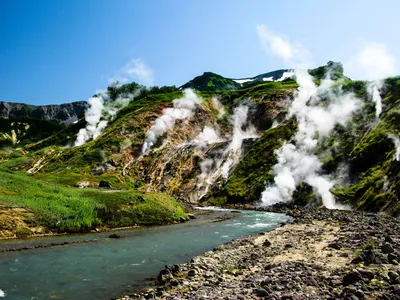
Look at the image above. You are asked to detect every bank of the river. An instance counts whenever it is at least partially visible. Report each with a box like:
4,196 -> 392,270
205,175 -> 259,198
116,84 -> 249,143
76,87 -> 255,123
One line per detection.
123,207 -> 400,299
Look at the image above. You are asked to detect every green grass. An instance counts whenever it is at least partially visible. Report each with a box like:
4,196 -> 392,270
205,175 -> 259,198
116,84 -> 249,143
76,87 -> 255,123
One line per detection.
0,157 -> 187,233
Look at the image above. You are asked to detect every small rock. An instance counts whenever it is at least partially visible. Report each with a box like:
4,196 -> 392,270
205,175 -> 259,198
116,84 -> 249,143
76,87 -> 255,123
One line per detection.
109,233 -> 120,239
99,180 -> 112,188
382,243 -> 395,254
253,288 -> 269,297
391,284 -> 400,295
188,269 -> 196,277
187,213 -> 196,219
328,242 -> 342,250
284,243 -> 294,249
343,270 -> 363,285
354,289 -> 365,299
263,239 -> 272,247
389,270 -> 398,280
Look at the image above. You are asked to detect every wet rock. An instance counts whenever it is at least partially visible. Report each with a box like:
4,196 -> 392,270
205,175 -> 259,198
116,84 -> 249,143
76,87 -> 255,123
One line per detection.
343,270 -> 363,285
109,233 -> 120,239
187,213 -> 196,219
188,269 -> 196,277
158,269 -> 173,284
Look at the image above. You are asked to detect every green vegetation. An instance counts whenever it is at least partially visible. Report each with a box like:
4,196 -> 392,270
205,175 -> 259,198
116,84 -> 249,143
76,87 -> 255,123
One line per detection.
0,155 -> 187,233
181,72 -> 241,91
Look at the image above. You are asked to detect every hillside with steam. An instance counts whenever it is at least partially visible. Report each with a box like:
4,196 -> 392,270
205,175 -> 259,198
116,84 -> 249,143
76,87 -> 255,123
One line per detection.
1,61 -> 400,236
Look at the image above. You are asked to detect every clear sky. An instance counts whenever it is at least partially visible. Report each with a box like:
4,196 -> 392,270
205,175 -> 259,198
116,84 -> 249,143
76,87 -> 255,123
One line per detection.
1,0 -> 399,105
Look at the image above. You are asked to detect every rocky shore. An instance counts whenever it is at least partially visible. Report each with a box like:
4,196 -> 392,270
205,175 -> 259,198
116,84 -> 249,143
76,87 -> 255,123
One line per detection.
120,207 -> 400,299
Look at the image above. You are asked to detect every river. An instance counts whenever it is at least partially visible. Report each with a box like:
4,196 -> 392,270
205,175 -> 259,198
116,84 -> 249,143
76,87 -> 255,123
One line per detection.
0,209 -> 290,300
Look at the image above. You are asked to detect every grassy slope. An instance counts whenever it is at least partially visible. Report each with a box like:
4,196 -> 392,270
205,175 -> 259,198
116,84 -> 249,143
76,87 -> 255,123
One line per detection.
0,153 -> 186,236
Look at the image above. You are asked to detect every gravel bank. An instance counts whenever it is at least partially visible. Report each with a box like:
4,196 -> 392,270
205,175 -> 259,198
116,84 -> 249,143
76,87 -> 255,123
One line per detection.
120,207 -> 400,300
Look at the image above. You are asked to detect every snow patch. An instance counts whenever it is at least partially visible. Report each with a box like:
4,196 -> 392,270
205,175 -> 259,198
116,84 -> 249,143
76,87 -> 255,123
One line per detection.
233,78 -> 255,84
262,77 -> 273,81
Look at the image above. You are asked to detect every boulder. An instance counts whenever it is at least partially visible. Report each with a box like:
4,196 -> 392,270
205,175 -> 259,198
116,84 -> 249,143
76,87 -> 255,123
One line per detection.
76,181 -> 90,188
343,270 -> 363,285
382,243 -> 395,254
187,213 -> 196,219
253,288 -> 269,297
99,180 -> 112,188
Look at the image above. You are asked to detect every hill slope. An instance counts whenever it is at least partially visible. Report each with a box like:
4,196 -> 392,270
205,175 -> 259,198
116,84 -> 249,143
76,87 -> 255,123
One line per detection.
1,62 -> 400,237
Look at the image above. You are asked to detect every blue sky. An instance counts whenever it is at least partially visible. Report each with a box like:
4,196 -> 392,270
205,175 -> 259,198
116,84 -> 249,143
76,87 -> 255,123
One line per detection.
1,0 -> 399,105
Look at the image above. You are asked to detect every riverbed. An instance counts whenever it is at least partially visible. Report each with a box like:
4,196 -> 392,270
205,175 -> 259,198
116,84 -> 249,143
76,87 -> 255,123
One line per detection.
0,209 -> 290,300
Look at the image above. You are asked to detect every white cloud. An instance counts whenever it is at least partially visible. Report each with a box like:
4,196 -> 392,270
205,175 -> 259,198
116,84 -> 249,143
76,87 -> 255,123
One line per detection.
256,25 -> 312,68
109,58 -> 154,86
345,43 -> 397,80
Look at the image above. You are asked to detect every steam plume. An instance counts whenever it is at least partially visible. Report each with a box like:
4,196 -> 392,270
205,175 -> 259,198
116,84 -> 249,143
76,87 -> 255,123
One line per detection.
74,90 -> 138,147
196,104 -> 258,191
142,89 -> 202,154
345,44 -> 397,118
388,134 -> 400,161
261,70 -> 360,209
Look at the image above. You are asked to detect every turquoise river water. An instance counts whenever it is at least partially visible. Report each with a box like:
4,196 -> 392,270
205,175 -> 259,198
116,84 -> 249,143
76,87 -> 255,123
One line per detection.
0,208 -> 290,300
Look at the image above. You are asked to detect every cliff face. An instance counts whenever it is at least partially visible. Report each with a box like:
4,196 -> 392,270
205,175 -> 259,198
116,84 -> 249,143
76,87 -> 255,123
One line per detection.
0,101 -> 88,125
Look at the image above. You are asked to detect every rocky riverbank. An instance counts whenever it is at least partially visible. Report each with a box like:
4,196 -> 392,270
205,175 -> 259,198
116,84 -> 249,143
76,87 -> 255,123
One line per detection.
120,207 -> 400,299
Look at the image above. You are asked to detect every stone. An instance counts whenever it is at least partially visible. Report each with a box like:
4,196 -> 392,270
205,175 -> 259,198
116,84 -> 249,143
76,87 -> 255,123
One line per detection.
354,289 -> 365,299
391,284 -> 400,295
263,239 -> 272,247
388,270 -> 398,280
187,213 -> 196,219
343,270 -> 363,285
99,180 -> 112,188
76,181 -> 90,188
382,243 -> 395,254
284,243 -> 294,249
253,288 -> 269,297
109,233 -> 120,239
328,242 -> 342,250
188,269 -> 196,277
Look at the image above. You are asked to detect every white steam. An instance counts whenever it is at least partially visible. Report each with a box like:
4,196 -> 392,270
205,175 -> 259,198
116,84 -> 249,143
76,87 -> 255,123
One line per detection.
142,89 -> 202,154
212,97 -> 226,118
346,43 -> 398,118
261,70 -> 360,209
368,82 -> 383,117
196,104 -> 258,191
74,91 -> 137,147
193,126 -> 223,147
220,105 -> 258,179
388,134 -> 400,161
